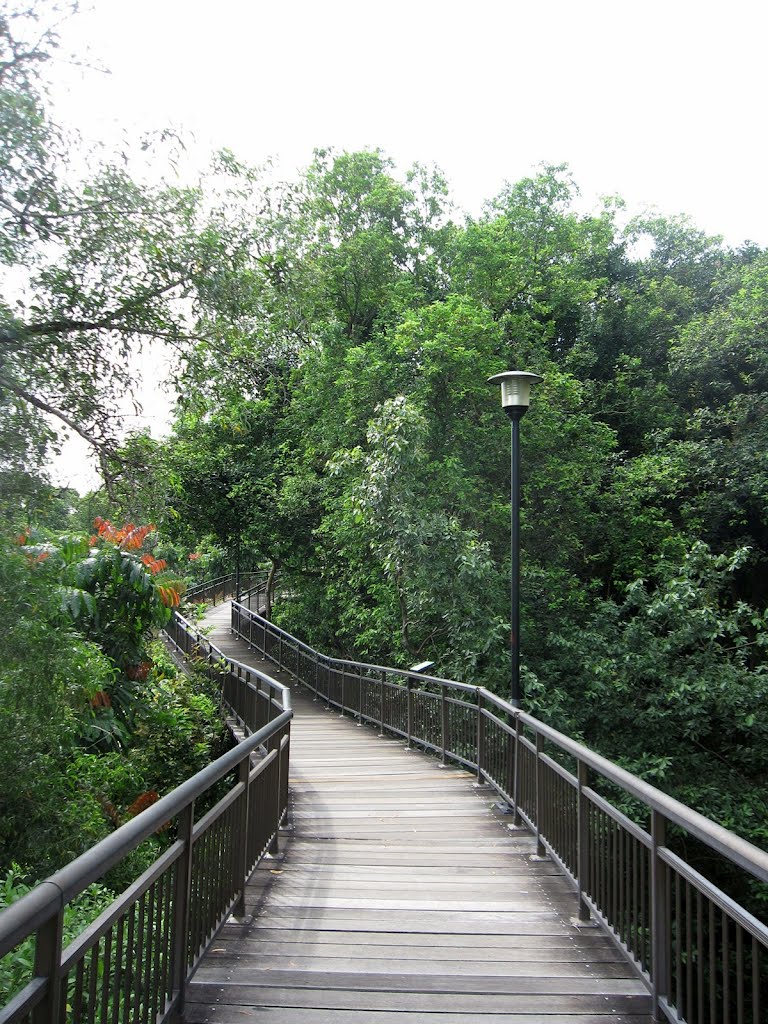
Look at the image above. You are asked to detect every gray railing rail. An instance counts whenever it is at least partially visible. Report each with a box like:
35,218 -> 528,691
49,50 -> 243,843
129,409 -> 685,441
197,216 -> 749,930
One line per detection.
0,611 -> 292,1024
231,599 -> 768,1024
185,570 -> 266,607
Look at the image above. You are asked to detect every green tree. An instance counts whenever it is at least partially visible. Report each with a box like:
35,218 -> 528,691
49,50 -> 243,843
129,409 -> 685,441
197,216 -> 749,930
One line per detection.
0,536 -> 115,872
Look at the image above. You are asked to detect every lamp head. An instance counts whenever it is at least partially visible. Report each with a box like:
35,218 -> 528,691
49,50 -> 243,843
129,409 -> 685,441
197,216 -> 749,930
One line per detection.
487,370 -> 543,415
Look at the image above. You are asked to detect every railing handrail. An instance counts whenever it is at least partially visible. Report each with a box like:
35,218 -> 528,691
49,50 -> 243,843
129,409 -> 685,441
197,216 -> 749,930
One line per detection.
231,598 -> 768,885
185,570 -> 266,602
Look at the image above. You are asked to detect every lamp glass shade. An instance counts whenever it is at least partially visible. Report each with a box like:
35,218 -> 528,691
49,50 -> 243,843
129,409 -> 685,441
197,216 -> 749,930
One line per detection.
487,370 -> 543,409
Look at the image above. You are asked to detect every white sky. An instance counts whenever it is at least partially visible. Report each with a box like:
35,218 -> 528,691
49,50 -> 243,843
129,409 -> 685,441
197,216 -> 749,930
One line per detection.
44,0 -> 768,490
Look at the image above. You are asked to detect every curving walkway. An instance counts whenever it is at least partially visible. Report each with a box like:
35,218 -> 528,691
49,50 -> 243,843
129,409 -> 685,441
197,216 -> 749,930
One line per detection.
184,604 -> 651,1023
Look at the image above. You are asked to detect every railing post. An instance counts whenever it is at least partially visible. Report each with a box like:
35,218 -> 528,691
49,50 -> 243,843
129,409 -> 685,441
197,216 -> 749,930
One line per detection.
269,731 -> 283,856
31,905 -> 64,1024
535,732 -> 545,857
476,690 -> 485,783
170,803 -> 194,1017
279,730 -> 291,830
441,684 -> 448,766
651,810 -> 670,1021
231,757 -> 250,919
379,672 -> 385,736
513,716 -> 522,827
406,678 -> 413,749
504,712 -> 513,803
577,760 -> 591,922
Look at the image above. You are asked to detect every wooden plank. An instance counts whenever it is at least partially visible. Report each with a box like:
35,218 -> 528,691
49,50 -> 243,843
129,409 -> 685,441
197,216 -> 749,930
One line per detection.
186,984 -> 651,1013
262,895 -> 563,912
246,883 -> 567,900
253,860 -> 559,875
213,927 -> 623,951
192,969 -> 648,994
196,956 -> 639,978
186,1008 -> 652,1024
247,871 -> 564,885
248,910 -> 568,933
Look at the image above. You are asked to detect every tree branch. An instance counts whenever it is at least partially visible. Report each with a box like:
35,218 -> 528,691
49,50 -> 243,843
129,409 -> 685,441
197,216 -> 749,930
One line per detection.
23,278 -> 186,338
0,375 -> 108,451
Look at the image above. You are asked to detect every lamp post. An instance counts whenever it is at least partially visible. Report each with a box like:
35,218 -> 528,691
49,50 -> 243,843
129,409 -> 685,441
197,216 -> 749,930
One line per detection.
487,370 -> 543,708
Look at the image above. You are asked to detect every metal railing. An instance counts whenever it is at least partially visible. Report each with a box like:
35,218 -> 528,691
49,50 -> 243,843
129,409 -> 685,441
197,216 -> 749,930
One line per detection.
231,599 -> 768,1024
0,611 -> 292,1024
185,571 -> 266,607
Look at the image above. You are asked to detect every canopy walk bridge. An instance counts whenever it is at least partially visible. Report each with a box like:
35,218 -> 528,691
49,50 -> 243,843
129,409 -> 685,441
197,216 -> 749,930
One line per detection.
2,573 -> 767,1024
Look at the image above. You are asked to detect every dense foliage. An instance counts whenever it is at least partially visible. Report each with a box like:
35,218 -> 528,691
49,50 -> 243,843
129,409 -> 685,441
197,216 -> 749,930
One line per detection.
0,524 -> 225,884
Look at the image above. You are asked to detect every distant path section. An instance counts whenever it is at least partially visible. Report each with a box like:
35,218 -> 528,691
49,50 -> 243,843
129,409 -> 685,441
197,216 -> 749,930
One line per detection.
185,602 -> 652,1023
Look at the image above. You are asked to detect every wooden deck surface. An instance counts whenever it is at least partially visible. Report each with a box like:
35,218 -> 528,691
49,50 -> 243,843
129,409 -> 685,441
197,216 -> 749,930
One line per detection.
184,604 -> 652,1023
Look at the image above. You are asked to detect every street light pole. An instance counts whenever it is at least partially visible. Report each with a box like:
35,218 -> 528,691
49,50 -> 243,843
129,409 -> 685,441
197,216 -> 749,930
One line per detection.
488,370 -> 543,708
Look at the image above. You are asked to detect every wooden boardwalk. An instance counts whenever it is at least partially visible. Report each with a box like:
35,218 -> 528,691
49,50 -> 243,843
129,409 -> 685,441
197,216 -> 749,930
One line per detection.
185,605 -> 652,1023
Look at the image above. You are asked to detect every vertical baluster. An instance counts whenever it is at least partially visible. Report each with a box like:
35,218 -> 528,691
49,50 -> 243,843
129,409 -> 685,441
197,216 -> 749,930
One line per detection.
512,717 -> 522,827
673,874 -> 682,1014
476,690 -> 485,783
100,928 -> 112,1024
723,913 -> 730,1024
110,916 -> 124,1024
535,733 -> 545,857
616,823 -> 624,942
270,732 -> 283,856
684,880 -> 693,1024
595,808 -> 602,917
232,757 -> 250,918
577,761 -> 590,922
131,892 -> 145,1019
87,942 -> 99,1024
709,900 -> 716,1024
167,858 -> 178,1003
438,685 -> 447,765
406,678 -> 413,749
149,877 -> 163,1023
121,905 -> 136,1024
188,835 -> 201,960
170,803 -> 194,1015
735,924 -> 744,1024
651,810 -> 669,1021
751,937 -> 760,1024
73,958 -> 85,1023
696,890 -> 704,1024
503,716 -> 513,805
642,843 -> 650,972
631,836 -> 639,965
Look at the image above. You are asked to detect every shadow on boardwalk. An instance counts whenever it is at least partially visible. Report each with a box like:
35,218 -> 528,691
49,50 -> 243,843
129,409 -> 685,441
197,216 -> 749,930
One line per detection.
185,603 -> 652,1024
